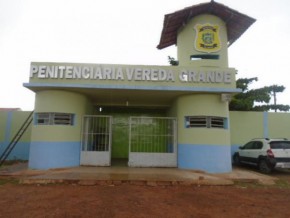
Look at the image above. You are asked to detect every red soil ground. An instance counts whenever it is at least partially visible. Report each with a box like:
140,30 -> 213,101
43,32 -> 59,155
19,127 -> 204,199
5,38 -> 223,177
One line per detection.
0,177 -> 290,218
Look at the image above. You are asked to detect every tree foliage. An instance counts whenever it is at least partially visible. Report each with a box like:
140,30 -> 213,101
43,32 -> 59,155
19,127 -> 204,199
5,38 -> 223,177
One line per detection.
229,77 -> 290,112
166,54 -> 289,112
168,56 -> 179,66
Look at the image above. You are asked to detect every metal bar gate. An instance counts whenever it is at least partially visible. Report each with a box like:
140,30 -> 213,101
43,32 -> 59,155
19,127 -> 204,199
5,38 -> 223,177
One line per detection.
80,115 -> 112,166
128,117 -> 177,167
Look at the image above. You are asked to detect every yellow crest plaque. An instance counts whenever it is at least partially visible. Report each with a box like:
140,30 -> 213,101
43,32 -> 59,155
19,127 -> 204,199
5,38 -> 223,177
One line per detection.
194,24 -> 221,53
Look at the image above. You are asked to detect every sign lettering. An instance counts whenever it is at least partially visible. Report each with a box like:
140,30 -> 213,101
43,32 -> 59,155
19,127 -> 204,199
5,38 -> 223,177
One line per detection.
30,65 -> 232,84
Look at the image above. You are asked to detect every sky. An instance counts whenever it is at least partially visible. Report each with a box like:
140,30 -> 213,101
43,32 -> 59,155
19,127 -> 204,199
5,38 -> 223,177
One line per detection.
0,0 -> 290,111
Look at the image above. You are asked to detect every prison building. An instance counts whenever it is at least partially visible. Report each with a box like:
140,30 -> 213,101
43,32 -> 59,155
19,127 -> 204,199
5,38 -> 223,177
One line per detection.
23,1 -> 256,173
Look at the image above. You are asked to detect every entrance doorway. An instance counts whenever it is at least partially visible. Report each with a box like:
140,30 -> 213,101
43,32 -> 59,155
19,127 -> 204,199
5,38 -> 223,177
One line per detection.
102,107 -> 168,165
80,115 -> 112,166
81,108 -> 177,167
128,116 -> 177,167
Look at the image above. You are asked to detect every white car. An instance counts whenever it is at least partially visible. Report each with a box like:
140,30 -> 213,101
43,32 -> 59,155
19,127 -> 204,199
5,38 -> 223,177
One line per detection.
233,138 -> 290,173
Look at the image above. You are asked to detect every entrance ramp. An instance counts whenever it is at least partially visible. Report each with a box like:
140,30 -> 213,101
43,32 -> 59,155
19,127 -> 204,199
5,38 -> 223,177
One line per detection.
16,166 -> 234,186
1,164 -> 278,186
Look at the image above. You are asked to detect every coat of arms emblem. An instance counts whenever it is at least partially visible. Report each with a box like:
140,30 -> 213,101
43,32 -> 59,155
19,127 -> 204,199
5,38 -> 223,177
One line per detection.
194,23 -> 221,53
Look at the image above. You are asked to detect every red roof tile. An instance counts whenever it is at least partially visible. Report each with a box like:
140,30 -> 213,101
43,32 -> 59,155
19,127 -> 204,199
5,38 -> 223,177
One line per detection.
157,1 -> 256,49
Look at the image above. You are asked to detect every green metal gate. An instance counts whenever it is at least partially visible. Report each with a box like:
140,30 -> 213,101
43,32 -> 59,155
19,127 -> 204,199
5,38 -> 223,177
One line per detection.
128,117 -> 177,167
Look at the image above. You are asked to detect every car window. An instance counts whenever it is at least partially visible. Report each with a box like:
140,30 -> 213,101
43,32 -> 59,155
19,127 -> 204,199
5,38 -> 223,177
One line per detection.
270,141 -> 290,149
254,141 -> 263,149
243,141 -> 256,149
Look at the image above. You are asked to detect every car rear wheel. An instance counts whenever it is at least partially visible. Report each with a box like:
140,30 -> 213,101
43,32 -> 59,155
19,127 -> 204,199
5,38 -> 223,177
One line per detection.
233,153 -> 240,165
258,159 -> 272,174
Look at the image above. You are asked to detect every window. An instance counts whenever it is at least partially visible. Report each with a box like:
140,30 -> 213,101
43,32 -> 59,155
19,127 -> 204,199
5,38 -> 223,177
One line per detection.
186,116 -> 207,128
243,142 -> 255,150
37,113 -> 50,125
270,141 -> 290,149
54,113 -> 74,125
185,116 -> 227,129
190,54 -> 219,60
242,141 -> 263,150
36,113 -> 74,125
254,141 -> 263,149
210,117 -> 225,128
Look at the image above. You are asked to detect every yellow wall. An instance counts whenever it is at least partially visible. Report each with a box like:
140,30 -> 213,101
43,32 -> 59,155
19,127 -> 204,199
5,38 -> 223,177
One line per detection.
229,111 -> 290,146
11,111 -> 32,142
2,109 -> 290,158
268,112 -> 290,139
32,90 -> 89,142
0,111 -> 32,143
0,112 -> 7,141
175,94 -> 230,145
230,111 -> 264,145
0,111 -> 32,160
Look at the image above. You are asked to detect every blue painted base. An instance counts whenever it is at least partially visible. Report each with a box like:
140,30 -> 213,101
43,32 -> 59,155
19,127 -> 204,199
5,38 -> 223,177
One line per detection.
178,144 -> 232,173
29,141 -> 81,169
0,142 -> 30,160
231,144 -> 240,156
1,111 -> 30,161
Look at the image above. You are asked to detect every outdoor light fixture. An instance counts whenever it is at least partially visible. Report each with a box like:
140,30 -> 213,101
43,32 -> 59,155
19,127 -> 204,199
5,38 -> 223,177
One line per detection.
221,93 -> 231,102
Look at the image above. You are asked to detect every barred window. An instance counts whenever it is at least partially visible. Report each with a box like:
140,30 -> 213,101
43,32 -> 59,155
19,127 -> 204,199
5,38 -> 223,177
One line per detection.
37,113 -> 50,125
185,116 -> 227,129
186,116 -> 207,128
210,117 -> 225,128
36,113 -> 74,125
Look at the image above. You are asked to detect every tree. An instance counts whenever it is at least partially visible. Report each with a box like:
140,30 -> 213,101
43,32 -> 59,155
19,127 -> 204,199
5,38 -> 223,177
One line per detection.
168,56 -> 179,66
229,77 -> 290,112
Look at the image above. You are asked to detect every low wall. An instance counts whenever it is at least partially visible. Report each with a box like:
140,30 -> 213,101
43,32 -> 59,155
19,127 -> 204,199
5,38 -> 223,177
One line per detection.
1,110 -> 290,163
0,111 -> 32,160
230,111 -> 290,155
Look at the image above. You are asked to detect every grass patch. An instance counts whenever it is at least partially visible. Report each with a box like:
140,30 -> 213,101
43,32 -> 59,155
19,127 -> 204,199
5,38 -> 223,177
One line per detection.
1,160 -> 27,166
234,181 -> 266,189
0,177 -> 19,186
234,179 -> 290,189
274,179 -> 290,189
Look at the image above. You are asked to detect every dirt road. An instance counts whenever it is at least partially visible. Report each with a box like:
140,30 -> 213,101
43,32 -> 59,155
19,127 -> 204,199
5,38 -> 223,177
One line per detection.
0,178 -> 290,218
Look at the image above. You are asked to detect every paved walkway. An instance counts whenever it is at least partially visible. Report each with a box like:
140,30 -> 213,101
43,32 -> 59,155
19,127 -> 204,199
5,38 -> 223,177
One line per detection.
0,163 -> 278,186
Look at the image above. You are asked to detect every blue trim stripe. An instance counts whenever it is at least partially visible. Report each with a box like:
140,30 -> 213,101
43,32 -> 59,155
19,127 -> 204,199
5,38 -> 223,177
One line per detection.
263,111 -> 268,138
23,82 -> 241,93
178,144 -> 232,173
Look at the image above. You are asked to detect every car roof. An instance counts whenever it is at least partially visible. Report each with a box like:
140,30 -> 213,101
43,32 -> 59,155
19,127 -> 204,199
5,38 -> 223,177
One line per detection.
251,138 -> 289,142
